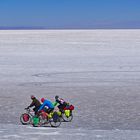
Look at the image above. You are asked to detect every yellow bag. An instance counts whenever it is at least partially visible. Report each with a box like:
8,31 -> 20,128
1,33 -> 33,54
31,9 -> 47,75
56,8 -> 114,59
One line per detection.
57,111 -> 62,116
65,110 -> 70,117
48,113 -> 53,118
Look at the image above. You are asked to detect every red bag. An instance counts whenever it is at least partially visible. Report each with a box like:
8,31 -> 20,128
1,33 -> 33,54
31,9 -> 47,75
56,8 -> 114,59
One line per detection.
69,105 -> 74,110
23,114 -> 29,122
41,110 -> 48,119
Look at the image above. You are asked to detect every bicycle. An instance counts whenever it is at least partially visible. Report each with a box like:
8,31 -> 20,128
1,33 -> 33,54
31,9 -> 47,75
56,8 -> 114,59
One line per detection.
20,108 -> 34,125
60,104 -> 74,122
32,110 -> 61,127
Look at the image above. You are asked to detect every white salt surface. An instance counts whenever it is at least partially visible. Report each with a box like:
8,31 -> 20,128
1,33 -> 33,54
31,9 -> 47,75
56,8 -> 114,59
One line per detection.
0,30 -> 140,139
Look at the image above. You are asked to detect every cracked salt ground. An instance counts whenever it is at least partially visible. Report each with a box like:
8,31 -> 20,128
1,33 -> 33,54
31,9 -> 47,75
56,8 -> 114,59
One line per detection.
0,124 -> 90,140
0,30 -> 140,139
1,124 -> 140,140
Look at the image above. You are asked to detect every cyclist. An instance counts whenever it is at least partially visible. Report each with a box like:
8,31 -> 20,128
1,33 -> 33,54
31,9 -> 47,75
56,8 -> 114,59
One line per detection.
54,95 -> 69,112
26,95 -> 41,115
38,98 -> 54,114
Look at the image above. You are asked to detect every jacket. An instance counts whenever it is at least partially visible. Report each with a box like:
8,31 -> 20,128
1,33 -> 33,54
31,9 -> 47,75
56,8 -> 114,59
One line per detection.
29,98 -> 41,108
56,98 -> 67,105
39,100 -> 54,111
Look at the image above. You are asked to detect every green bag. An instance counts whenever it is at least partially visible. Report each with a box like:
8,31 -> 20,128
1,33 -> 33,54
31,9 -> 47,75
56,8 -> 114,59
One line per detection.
53,102 -> 58,107
33,116 -> 39,125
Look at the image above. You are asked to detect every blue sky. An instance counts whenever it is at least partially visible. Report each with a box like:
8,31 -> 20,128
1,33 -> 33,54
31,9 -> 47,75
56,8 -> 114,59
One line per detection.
0,0 -> 140,29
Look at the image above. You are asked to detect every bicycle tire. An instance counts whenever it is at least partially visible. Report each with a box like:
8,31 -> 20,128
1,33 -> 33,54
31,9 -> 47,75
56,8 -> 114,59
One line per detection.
20,113 -> 31,125
50,112 -> 61,127
62,112 -> 73,122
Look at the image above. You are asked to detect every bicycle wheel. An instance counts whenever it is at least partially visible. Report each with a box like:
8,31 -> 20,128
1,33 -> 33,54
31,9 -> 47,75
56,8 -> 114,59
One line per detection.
20,113 -> 31,125
62,111 -> 73,122
49,112 -> 61,127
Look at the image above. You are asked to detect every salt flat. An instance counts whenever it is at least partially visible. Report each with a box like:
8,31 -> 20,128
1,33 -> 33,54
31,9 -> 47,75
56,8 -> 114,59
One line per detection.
0,30 -> 140,139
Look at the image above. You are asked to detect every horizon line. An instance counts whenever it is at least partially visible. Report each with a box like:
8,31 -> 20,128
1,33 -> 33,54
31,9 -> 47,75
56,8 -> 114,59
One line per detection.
0,27 -> 140,30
